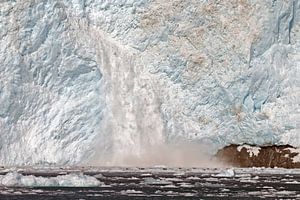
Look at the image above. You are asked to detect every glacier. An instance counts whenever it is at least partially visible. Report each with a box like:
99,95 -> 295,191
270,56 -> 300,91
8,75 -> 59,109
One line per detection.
0,0 -> 299,166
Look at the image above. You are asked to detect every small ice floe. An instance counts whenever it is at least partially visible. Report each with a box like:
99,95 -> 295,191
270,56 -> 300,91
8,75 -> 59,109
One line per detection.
179,182 -> 194,188
239,178 -> 257,183
187,176 -> 201,180
204,177 -> 218,182
153,165 -> 167,169
165,177 -> 182,182
237,145 -> 261,157
93,173 -> 104,178
262,186 -> 273,189
221,188 -> 230,192
174,172 -> 185,176
215,169 -> 235,177
143,177 -> 173,185
286,181 -> 300,184
274,191 -> 297,195
0,172 -> 101,187
140,173 -> 152,177
161,184 -> 176,188
120,190 -> 143,195
182,192 -> 197,197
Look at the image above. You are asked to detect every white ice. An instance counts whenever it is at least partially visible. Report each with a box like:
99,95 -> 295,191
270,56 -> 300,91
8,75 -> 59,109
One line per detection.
0,172 -> 101,187
237,145 -> 261,157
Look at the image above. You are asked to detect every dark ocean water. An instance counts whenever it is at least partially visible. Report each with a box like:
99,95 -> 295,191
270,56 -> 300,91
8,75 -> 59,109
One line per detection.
0,167 -> 300,199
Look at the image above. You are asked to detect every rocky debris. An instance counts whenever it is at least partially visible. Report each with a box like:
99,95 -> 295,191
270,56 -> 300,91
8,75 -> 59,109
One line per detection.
216,144 -> 300,168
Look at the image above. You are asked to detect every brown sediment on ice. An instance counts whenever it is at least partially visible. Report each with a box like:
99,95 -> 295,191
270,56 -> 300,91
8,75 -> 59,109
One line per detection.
216,144 -> 300,168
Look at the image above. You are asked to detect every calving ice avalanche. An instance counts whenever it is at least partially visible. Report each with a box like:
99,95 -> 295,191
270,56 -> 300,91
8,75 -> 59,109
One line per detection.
0,0 -> 299,166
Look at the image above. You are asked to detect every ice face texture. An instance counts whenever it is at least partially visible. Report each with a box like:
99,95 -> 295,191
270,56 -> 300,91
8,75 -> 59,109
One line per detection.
0,0 -> 299,165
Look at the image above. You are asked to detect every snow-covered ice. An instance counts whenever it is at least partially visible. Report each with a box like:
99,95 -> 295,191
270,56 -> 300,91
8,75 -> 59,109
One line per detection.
286,148 -> 300,163
237,145 -> 261,157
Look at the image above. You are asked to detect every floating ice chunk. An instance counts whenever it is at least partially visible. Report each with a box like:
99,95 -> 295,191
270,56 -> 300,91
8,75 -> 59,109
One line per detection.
215,169 -> 235,177
153,165 -> 167,168
143,177 -> 172,185
120,190 -> 143,194
0,172 -> 101,187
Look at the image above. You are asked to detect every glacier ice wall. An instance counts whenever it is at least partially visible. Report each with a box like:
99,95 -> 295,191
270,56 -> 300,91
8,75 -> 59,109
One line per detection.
0,0 -> 299,165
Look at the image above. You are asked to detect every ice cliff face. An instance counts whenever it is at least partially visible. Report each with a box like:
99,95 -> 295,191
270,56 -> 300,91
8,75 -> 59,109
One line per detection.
0,0 -> 299,165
